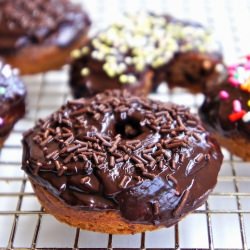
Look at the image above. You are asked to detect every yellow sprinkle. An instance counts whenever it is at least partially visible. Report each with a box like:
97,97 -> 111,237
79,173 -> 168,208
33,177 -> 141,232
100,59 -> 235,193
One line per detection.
81,46 -> 89,55
80,68 -> 90,76
119,74 -> 128,83
98,32 -> 107,40
100,45 -> 111,54
240,79 -> 250,93
120,45 -> 128,53
247,100 -> 250,107
105,66 -> 116,77
70,49 -> 81,59
152,57 -> 165,68
135,62 -> 145,72
92,38 -> 101,48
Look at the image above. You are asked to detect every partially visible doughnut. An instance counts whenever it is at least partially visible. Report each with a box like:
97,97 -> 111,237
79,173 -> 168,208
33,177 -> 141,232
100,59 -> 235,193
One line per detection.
200,55 -> 250,160
0,0 -> 91,74
0,59 -> 26,147
69,13 -> 223,98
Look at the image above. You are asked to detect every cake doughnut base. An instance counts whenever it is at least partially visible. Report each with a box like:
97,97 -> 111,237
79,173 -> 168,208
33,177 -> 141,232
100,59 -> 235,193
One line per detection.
164,52 -> 222,94
5,34 -> 89,75
31,179 -> 162,234
211,133 -> 250,161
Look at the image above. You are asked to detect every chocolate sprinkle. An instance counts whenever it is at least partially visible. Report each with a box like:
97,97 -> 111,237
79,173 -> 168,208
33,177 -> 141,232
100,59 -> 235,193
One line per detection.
153,202 -> 160,216
173,189 -> 190,217
80,176 -> 91,184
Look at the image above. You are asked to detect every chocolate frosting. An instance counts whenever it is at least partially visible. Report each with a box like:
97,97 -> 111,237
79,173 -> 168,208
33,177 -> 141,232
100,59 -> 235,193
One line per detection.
0,59 -> 26,137
22,90 -> 222,226
69,13 -> 222,98
0,0 -> 91,55
200,56 -> 250,139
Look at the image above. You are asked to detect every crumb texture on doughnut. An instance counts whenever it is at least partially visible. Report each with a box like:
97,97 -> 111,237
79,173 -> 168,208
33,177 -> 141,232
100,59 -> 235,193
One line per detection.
200,55 -> 250,160
70,12 -> 223,98
0,60 -> 26,146
22,90 -> 222,233
32,182 -> 160,234
0,0 -> 91,74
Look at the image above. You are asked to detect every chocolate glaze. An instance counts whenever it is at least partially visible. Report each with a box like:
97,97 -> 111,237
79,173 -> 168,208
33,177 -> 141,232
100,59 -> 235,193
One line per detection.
69,13 -> 222,98
199,57 -> 250,139
22,90 -> 222,226
0,0 -> 91,55
0,59 -> 26,139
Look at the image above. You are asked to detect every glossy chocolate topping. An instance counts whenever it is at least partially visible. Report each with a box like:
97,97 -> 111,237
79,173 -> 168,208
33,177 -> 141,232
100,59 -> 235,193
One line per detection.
0,60 -> 26,138
200,55 -> 250,139
70,13 -> 222,98
22,90 -> 222,226
0,0 -> 91,55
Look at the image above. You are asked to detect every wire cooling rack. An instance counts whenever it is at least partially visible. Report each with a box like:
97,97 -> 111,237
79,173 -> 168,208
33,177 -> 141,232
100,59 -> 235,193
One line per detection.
1,0 -> 250,249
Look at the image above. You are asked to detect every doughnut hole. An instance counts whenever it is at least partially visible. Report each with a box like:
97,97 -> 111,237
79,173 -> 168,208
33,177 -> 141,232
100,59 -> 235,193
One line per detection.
115,118 -> 142,139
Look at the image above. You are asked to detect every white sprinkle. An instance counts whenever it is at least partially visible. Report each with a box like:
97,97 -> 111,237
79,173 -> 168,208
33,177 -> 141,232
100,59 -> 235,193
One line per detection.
117,63 -> 127,73
215,63 -> 225,73
125,57 -> 133,65
91,50 -> 104,61
1,64 -> 12,78
242,112 -> 250,123
127,75 -> 137,84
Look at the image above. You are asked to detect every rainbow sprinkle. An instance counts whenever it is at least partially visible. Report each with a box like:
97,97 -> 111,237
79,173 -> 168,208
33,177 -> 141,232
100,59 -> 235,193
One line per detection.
228,110 -> 246,122
233,99 -> 242,112
0,117 -> 4,126
242,112 -> 250,123
0,86 -> 5,95
225,55 -> 250,123
219,90 -> 229,100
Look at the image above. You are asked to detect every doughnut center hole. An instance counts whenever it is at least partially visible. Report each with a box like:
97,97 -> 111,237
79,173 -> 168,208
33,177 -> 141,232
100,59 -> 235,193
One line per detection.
115,118 -> 142,139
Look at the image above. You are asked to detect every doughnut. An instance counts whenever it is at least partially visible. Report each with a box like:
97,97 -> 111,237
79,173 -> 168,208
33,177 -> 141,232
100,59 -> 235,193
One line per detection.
0,59 -> 26,147
69,12 -> 223,98
22,90 -> 223,234
200,55 -> 250,160
0,0 -> 91,75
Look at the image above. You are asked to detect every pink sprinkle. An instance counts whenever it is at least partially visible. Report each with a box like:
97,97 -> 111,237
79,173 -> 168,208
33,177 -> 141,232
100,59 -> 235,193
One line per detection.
246,55 -> 250,60
227,64 -> 237,70
244,62 -> 250,70
233,99 -> 242,112
228,68 -> 236,76
228,76 -> 240,87
219,90 -> 229,100
0,117 -> 3,126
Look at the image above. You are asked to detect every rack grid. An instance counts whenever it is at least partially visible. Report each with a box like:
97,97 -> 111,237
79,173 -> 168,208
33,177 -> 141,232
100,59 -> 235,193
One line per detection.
1,0 -> 250,249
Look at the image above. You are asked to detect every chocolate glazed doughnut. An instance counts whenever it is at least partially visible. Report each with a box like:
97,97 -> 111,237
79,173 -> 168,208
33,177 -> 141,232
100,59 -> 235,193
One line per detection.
22,90 -> 223,234
0,59 -> 26,147
69,13 -> 223,98
199,55 -> 250,160
0,0 -> 91,74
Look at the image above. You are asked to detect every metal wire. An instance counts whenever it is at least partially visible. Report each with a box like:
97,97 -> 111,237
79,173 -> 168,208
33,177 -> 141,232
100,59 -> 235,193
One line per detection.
1,0 -> 250,249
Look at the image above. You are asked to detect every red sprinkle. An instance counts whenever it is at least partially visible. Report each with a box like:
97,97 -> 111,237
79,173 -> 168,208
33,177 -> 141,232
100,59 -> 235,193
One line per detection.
228,110 -> 246,122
